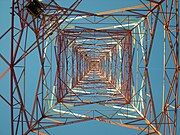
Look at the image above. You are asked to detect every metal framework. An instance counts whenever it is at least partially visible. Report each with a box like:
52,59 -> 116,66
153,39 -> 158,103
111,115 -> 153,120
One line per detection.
0,0 -> 179,134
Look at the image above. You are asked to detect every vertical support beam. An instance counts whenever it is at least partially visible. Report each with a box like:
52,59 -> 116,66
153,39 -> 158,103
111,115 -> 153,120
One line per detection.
174,0 -> 179,134
72,46 -> 74,88
10,0 -> 15,134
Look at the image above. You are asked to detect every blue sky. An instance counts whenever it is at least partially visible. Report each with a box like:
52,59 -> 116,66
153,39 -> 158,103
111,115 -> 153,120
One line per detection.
0,0 -> 179,135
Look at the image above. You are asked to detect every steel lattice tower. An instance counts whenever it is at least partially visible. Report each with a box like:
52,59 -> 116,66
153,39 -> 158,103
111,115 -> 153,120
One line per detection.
0,0 -> 179,134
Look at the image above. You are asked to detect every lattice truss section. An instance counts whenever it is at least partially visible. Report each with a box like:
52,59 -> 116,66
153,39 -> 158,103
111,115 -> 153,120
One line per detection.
0,0 -> 179,135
